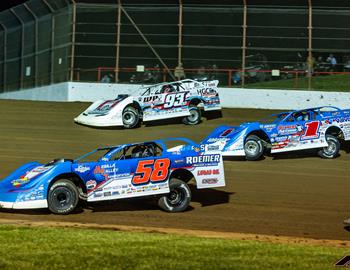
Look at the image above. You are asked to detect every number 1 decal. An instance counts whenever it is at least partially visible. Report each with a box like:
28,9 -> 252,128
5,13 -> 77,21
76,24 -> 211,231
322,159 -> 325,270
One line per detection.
132,158 -> 170,185
302,121 -> 320,140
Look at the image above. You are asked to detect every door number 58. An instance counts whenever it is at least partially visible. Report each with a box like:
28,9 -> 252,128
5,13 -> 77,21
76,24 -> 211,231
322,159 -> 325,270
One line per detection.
132,158 -> 171,185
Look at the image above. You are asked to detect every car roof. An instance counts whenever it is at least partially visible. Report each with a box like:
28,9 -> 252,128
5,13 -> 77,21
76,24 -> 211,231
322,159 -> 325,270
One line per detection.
97,137 -> 197,151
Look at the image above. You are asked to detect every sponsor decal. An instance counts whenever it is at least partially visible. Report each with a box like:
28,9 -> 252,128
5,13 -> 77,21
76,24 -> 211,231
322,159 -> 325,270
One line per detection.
262,124 -> 276,131
207,145 -> 220,151
275,136 -> 288,142
202,178 -> 219,184
174,159 -> 185,164
220,128 -> 234,137
142,95 -> 162,103
86,180 -> 97,190
16,185 -> 45,202
104,192 -> 111,197
206,138 -> 227,143
94,192 -> 103,198
12,166 -> 52,187
186,154 -> 220,165
75,165 -> 90,173
197,169 -> 220,176
278,125 -> 298,135
197,88 -> 217,97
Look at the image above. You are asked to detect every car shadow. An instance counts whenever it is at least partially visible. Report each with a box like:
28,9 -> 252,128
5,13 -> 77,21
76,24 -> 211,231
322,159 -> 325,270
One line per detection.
341,141 -> 350,154
74,122 -> 126,130
223,156 -> 266,162
202,110 -> 223,121
144,117 -> 190,127
190,187 -> 234,207
271,149 -> 341,160
86,187 -> 233,213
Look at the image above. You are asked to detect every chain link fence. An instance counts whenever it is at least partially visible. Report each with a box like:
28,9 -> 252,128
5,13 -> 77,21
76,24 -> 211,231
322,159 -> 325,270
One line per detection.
1,0 -> 350,92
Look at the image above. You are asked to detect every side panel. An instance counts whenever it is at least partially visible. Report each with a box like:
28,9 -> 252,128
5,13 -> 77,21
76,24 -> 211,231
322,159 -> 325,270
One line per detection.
73,158 -> 171,202
270,120 -> 326,153
140,92 -> 191,121
184,153 -> 225,189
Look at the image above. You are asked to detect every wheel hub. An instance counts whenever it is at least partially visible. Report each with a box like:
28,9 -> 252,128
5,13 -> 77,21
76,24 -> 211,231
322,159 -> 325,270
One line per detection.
168,190 -> 182,205
52,187 -> 72,208
188,110 -> 198,121
245,141 -> 259,155
324,140 -> 336,155
123,112 -> 135,124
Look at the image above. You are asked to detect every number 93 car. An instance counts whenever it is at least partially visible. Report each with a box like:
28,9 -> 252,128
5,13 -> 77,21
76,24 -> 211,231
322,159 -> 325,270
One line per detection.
0,138 -> 225,214
74,79 -> 221,128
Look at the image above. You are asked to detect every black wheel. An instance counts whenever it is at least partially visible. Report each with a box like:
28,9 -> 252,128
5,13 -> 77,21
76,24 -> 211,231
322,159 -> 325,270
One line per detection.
182,106 -> 201,125
244,135 -> 264,161
48,179 -> 79,215
122,106 -> 139,129
158,178 -> 191,212
318,135 -> 340,159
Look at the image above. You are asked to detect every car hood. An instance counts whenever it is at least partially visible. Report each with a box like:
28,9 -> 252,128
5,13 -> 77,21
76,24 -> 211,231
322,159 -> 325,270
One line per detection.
84,94 -> 131,116
0,159 -> 73,192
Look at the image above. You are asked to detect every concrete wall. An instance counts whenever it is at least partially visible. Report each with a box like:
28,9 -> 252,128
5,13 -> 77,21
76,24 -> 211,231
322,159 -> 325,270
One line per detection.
1,81 -> 350,110
0,83 -> 69,102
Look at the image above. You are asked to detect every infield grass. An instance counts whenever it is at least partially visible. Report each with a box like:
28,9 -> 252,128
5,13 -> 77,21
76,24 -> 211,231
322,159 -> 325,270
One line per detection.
245,74 -> 350,91
0,225 -> 346,270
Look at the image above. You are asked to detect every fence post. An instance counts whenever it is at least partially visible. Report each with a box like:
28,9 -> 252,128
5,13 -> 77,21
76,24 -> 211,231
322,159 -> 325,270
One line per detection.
241,0 -> 248,88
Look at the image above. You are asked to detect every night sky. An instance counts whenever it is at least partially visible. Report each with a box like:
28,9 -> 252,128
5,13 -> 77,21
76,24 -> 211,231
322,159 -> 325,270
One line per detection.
0,0 -> 28,11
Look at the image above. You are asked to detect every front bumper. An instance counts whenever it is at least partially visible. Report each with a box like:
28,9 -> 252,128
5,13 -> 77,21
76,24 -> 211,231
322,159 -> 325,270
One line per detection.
74,113 -> 123,127
0,199 -> 48,209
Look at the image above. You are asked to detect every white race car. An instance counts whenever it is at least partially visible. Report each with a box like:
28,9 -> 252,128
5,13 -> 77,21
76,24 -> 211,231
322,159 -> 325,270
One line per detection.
74,79 -> 221,128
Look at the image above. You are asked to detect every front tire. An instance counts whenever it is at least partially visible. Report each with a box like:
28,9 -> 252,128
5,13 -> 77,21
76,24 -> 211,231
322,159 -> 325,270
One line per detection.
48,180 -> 79,215
244,135 -> 264,161
158,179 -> 191,212
182,106 -> 201,125
122,106 -> 140,129
318,135 -> 340,159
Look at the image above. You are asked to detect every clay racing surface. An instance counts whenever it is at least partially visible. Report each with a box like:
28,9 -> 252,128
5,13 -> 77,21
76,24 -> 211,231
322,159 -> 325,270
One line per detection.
0,100 -> 349,241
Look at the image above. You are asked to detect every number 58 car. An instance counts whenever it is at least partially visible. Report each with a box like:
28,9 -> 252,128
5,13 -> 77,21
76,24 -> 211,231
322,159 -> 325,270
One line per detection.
202,106 -> 350,160
74,79 -> 221,128
0,138 -> 225,214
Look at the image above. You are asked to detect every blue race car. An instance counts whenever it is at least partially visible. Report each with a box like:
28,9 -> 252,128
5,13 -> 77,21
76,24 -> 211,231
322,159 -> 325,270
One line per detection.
202,106 -> 350,161
0,139 -> 225,214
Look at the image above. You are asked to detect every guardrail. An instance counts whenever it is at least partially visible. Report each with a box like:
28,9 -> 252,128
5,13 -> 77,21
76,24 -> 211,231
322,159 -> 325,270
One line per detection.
71,66 -> 350,91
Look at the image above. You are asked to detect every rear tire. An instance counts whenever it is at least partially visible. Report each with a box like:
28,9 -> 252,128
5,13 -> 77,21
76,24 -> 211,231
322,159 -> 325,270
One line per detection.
158,179 -> 191,212
318,135 -> 340,159
244,135 -> 264,161
122,106 -> 139,129
48,179 -> 79,215
182,106 -> 201,125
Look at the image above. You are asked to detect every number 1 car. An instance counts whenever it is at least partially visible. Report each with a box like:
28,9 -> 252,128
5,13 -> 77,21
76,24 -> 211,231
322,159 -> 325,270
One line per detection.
202,106 -> 350,160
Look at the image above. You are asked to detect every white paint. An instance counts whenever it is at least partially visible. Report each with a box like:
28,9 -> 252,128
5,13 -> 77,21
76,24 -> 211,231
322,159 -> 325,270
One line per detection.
0,82 -> 69,101
217,87 -> 350,110
1,81 -> 350,110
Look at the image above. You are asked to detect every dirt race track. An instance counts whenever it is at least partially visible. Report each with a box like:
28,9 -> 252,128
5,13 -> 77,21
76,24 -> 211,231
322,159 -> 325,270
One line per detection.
0,99 -> 350,241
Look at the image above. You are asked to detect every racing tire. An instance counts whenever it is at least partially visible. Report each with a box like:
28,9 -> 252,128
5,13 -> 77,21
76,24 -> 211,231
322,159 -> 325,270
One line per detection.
244,135 -> 264,161
122,106 -> 139,129
48,179 -> 79,215
317,135 -> 340,159
158,178 -> 191,213
182,106 -> 201,125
